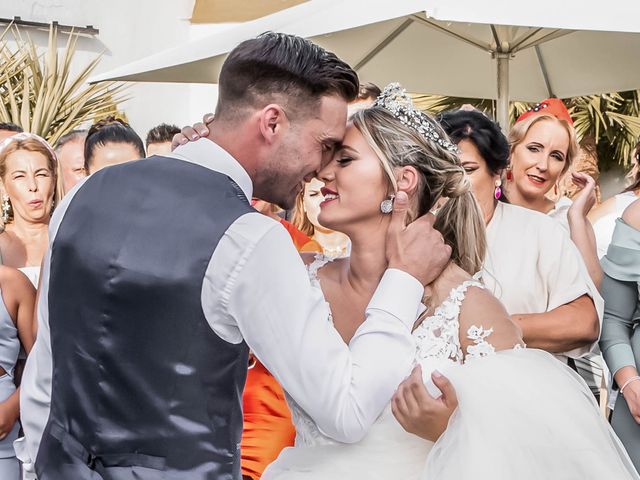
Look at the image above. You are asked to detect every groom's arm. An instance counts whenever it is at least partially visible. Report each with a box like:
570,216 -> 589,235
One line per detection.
203,215 -> 423,444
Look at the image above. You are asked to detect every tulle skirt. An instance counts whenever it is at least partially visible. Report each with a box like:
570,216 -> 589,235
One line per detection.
262,404 -> 433,479
264,348 -> 639,479
425,348 -> 639,479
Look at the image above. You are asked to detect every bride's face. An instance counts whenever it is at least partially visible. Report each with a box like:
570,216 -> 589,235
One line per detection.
316,123 -> 390,234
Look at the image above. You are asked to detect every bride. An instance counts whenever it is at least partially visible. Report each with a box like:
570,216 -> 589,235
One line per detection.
260,84 -> 639,479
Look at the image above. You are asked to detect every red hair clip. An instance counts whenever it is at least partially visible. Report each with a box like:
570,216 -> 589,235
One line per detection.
516,98 -> 573,125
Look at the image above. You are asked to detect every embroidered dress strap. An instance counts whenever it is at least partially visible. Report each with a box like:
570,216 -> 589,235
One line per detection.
447,280 -> 498,361
306,254 -> 334,286
445,279 -> 485,308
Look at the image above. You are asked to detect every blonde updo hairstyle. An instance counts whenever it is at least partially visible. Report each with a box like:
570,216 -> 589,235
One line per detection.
351,106 -> 487,276
508,113 -> 579,175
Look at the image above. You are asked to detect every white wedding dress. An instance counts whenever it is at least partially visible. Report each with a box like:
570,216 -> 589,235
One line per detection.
263,255 -> 639,479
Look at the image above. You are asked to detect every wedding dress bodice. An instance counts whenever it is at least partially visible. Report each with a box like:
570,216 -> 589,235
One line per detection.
285,254 -> 341,447
287,255 -> 497,448
267,256 -> 639,480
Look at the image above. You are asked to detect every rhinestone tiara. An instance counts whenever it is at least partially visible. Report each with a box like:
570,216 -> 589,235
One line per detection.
373,83 -> 459,153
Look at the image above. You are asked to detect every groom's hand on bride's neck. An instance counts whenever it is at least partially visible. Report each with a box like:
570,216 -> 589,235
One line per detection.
386,191 -> 451,286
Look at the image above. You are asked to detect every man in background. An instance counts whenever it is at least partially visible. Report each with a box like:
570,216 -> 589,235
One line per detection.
55,130 -> 87,195
146,123 -> 180,156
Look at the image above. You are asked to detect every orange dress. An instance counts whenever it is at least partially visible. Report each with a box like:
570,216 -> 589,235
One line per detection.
278,219 -> 314,251
241,359 -> 296,480
241,219 -> 322,480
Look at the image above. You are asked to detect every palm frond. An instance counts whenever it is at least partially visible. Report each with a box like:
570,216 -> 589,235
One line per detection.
411,89 -> 640,168
0,24 -> 128,144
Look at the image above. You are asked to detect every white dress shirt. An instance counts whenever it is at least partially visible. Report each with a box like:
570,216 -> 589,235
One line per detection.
16,139 -> 423,476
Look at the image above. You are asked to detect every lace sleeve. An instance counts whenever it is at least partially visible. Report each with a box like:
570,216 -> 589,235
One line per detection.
465,325 -> 496,360
457,283 -> 525,363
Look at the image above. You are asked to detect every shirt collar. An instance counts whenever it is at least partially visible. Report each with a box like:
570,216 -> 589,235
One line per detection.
169,139 -> 253,200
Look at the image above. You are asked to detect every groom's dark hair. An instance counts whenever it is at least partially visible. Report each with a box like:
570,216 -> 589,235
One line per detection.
216,32 -> 359,122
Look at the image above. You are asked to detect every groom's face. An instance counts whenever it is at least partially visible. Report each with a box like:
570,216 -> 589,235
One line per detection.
258,94 -> 348,210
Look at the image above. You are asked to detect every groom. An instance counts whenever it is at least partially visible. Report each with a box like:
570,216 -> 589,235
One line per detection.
19,32 -> 452,479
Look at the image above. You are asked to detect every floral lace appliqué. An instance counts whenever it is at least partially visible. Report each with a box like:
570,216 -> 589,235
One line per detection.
414,279 -> 500,366
307,253 -> 332,286
466,325 -> 495,360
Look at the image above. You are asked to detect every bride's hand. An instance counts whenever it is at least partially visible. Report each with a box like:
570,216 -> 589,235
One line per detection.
171,113 -> 215,150
392,366 -> 458,442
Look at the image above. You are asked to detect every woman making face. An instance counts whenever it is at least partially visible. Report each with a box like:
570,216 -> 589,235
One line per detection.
0,133 -> 59,285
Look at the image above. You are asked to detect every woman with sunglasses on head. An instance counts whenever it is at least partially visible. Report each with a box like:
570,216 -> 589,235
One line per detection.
0,134 -> 60,287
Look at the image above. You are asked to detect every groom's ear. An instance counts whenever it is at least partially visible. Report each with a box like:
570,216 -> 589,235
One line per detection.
396,166 -> 420,196
258,104 -> 289,144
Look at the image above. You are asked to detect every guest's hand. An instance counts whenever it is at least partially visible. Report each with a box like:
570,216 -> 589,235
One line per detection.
0,399 -> 18,440
568,172 -> 597,220
623,381 -> 640,424
392,366 -> 458,442
171,113 -> 215,150
386,191 -> 451,286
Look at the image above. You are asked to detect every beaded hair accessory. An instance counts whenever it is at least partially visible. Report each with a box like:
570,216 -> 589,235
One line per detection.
373,83 -> 459,153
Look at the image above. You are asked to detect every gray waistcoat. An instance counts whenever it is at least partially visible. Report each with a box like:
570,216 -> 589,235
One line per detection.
36,156 -> 252,480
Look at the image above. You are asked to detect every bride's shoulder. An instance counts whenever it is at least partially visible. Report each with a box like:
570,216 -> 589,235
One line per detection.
458,281 -> 524,350
300,252 -> 321,267
300,253 -> 347,283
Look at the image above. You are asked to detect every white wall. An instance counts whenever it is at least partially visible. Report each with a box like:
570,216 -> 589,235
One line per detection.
1,0 -> 230,143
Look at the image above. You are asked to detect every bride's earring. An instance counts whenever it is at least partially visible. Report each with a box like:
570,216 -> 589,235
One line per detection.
494,179 -> 502,200
380,195 -> 395,214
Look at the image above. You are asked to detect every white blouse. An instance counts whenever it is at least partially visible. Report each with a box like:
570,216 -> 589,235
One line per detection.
546,195 -> 572,232
483,202 -> 603,359
593,191 -> 638,258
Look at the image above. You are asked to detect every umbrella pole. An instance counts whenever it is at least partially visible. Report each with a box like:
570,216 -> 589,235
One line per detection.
496,53 -> 510,133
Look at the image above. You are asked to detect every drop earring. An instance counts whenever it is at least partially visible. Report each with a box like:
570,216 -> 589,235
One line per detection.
2,194 -> 10,223
494,179 -> 502,200
505,168 -> 513,181
380,195 -> 395,214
